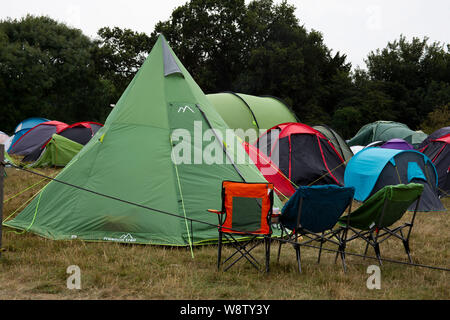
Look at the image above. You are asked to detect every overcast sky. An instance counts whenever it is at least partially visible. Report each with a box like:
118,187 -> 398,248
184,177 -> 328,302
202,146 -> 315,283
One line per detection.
1,0 -> 448,69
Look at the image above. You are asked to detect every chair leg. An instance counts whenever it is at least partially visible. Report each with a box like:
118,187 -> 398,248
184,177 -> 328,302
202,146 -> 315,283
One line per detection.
265,237 -> 271,273
217,232 -> 223,271
339,244 -> 347,273
277,228 -> 284,263
363,240 -> 370,260
317,232 -> 324,264
403,239 -> 412,263
364,232 -> 374,259
374,243 -> 382,266
336,227 -> 348,266
334,250 -> 340,264
295,244 -> 302,273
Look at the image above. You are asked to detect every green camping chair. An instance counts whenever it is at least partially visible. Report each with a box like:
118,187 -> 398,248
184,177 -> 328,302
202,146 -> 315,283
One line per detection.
339,183 -> 424,265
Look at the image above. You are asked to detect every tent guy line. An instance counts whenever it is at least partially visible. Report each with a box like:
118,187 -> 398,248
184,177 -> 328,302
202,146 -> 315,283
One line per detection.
4,162 -> 449,272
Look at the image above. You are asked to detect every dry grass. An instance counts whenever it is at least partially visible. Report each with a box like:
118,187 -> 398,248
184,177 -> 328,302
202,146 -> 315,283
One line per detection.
0,167 -> 449,300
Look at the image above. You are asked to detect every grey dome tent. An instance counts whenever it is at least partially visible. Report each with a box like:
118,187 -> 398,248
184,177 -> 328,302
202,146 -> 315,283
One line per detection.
313,125 -> 353,162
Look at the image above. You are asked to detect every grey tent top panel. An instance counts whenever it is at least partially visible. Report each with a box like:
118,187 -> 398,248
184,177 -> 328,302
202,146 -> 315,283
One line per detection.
161,36 -> 183,77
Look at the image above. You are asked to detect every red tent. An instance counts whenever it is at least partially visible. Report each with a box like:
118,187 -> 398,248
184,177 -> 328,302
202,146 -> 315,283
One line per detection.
255,122 -> 346,187
22,121 -> 104,162
58,121 -> 103,145
242,142 -> 296,199
420,133 -> 450,197
8,121 -> 69,156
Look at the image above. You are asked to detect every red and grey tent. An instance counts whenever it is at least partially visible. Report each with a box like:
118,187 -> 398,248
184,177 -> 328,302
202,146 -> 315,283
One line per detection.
8,121 -> 69,156
242,141 -> 296,199
22,121 -> 104,162
58,121 -> 103,145
417,126 -> 450,150
255,122 -> 346,187
420,133 -> 450,197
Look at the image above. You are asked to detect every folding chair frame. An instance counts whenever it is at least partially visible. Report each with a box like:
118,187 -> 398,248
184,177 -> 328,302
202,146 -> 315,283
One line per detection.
209,182 -> 276,273
277,197 -> 353,273
342,194 -> 422,265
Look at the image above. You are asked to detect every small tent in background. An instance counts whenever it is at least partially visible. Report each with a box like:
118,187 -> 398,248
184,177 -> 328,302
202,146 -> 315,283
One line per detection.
417,126 -> 450,150
420,134 -> 450,197
8,121 -> 68,156
0,131 -> 9,145
350,145 -> 365,155
313,125 -> 353,162
242,141 -> 296,199
344,147 -> 444,211
58,122 -> 103,145
256,122 -> 346,187
26,134 -> 83,168
380,138 -> 414,150
5,35 -> 281,246
8,117 -> 49,151
23,121 -> 104,162
207,92 -> 298,143
347,121 -> 428,148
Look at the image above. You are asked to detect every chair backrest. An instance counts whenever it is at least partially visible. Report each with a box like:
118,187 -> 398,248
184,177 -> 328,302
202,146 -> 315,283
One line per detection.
221,181 -> 274,235
342,183 -> 424,230
280,185 -> 355,233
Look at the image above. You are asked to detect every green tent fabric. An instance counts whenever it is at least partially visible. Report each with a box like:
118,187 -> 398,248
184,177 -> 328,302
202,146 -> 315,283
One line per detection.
313,125 -> 353,162
3,151 -> 14,165
339,183 -> 424,230
206,92 -> 298,142
4,35 -> 281,246
347,121 -> 428,147
27,134 -> 83,168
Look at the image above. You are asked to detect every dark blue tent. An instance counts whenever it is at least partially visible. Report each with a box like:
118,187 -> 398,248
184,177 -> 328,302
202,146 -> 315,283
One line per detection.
8,117 -> 49,152
417,126 -> 450,150
344,148 -> 444,212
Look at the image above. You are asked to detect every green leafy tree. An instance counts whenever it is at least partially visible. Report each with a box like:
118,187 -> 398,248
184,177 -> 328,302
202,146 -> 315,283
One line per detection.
363,35 -> 450,129
93,27 -> 154,100
0,15 -> 114,133
152,0 -> 247,92
421,104 -> 450,134
152,0 -> 353,125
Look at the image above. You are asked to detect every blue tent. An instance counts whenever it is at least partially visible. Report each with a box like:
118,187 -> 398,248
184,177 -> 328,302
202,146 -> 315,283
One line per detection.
8,117 -> 49,151
344,148 -> 444,211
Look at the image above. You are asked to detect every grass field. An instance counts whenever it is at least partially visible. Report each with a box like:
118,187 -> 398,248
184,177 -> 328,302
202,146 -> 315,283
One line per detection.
0,166 -> 449,300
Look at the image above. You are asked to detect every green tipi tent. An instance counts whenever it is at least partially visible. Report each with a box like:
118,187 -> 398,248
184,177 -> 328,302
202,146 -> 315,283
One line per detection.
27,134 -> 83,168
4,35 -> 280,246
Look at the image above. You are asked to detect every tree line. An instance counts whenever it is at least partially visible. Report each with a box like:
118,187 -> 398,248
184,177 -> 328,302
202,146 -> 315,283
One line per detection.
1,0 -> 449,138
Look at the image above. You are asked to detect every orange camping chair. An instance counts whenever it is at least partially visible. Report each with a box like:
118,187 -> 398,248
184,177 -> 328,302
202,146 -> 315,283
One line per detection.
208,181 -> 278,272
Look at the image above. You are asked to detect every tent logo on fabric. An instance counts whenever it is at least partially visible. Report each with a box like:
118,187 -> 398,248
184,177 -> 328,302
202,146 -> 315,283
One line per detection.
178,105 -> 195,113
103,233 -> 137,243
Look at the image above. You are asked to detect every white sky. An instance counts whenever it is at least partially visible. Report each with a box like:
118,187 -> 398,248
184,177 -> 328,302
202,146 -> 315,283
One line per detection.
1,0 -> 449,69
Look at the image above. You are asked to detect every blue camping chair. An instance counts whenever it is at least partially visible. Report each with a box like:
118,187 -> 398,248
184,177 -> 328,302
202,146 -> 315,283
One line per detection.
277,185 -> 355,273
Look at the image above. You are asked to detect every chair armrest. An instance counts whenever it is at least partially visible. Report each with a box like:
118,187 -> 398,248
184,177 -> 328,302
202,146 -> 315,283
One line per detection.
271,213 -> 281,217
207,209 -> 224,214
